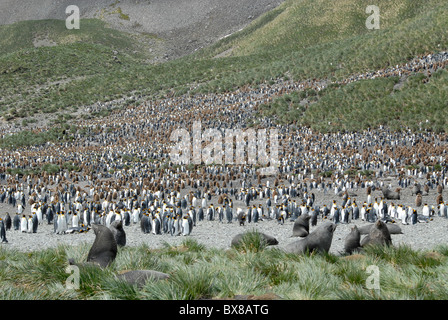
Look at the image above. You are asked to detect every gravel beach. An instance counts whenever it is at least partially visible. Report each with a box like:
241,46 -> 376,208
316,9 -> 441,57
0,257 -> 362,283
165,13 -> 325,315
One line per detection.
2,176 -> 447,255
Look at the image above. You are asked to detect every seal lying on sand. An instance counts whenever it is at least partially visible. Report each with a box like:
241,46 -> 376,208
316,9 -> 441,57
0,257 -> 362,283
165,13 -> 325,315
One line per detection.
357,223 -> 402,235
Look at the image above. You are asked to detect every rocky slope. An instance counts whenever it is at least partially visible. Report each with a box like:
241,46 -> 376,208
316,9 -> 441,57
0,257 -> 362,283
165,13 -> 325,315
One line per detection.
0,0 -> 283,59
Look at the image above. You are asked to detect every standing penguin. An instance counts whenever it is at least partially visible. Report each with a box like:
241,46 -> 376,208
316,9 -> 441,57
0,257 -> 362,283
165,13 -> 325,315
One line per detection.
439,202 -> 447,218
83,209 -> 91,227
333,207 -> 340,224
152,213 -> 161,235
132,207 -> 140,224
20,215 -> 28,233
410,209 -> 418,225
188,207 -> 197,227
46,206 -> 54,225
237,210 -> 246,226
32,214 -> 38,233
72,212 -> 79,228
341,207 -> 349,224
53,213 -> 59,233
36,206 -> 43,225
140,213 -> 151,234
27,215 -> 34,234
207,205 -> 214,221
57,213 -> 68,234
172,215 -> 181,236
4,213 -> 11,231
225,205 -> 233,224
367,207 -> 377,222
13,213 -> 20,231
401,207 -> 409,225
310,208 -> 318,227
246,206 -> 252,224
252,205 -> 259,223
122,209 -> 130,227
181,215 -> 193,236
422,204 -> 430,217
197,207 -> 204,222
320,205 -> 329,219
278,208 -> 287,225
0,218 -> 7,243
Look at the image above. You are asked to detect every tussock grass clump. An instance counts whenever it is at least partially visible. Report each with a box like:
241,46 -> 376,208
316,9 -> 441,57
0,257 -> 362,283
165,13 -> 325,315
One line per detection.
231,229 -> 270,253
1,238 -> 448,300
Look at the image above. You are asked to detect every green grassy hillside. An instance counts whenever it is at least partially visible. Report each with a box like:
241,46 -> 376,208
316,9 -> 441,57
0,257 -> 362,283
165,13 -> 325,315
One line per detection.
198,0 -> 448,132
0,19 -> 153,58
0,0 -> 447,132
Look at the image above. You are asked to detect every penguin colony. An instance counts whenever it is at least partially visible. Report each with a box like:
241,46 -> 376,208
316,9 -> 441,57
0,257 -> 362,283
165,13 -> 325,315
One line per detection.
0,51 -> 448,253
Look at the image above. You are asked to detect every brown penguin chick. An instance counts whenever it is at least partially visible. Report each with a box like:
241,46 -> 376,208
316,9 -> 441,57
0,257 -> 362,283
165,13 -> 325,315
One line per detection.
415,194 -> 422,207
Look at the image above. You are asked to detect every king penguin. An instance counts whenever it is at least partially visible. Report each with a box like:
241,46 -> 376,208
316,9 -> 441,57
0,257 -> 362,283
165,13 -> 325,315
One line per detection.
237,210 -> 246,226
13,213 -> 20,231
20,214 -> 28,233
181,215 -> 193,236
225,205 -> 233,223
0,218 -> 7,243
140,212 -> 151,234
173,215 -> 181,236
333,207 -> 340,224
27,215 -> 34,233
72,212 -> 79,228
4,213 -> 11,231
198,207 -> 204,221
310,208 -> 318,226
410,209 -> 418,225
83,209 -> 91,226
422,204 -> 430,217
57,213 -> 68,234
123,209 -> 130,226
32,214 -> 38,233
352,203 -> 359,220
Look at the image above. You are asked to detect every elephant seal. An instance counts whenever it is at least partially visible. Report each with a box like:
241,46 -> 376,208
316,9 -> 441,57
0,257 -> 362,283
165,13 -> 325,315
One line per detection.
231,231 -> 278,247
117,270 -> 170,287
360,220 -> 392,247
343,225 -> 361,255
87,224 -> 118,268
357,223 -> 403,235
284,221 -> 336,254
292,214 -> 310,237
109,220 -> 126,247
381,187 -> 400,200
